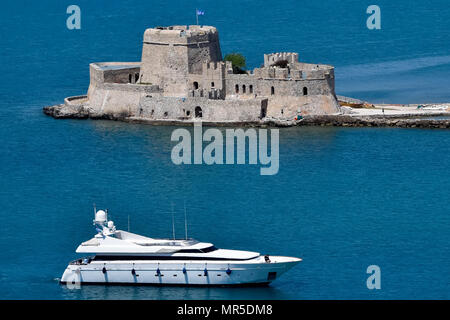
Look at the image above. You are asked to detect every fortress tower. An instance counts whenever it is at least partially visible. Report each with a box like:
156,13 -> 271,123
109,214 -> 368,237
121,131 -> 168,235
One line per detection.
139,25 -> 222,97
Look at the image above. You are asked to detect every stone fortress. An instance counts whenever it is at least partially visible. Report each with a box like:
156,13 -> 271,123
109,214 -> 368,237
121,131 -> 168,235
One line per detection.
45,25 -> 342,124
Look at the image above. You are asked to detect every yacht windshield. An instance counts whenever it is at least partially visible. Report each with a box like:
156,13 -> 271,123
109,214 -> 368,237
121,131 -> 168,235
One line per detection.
201,246 -> 217,253
176,246 -> 218,254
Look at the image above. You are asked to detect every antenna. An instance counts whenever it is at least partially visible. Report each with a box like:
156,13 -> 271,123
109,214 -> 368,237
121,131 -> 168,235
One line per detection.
93,203 -> 97,215
184,200 -> 188,240
171,202 -> 176,240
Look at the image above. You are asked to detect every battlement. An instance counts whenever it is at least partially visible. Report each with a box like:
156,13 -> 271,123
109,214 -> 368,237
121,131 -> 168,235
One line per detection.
202,61 -> 228,70
253,61 -> 334,80
264,52 -> 299,67
201,61 -> 232,75
143,25 -> 219,45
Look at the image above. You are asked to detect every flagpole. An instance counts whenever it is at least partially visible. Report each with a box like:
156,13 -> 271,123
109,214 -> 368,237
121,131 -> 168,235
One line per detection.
196,9 -> 198,25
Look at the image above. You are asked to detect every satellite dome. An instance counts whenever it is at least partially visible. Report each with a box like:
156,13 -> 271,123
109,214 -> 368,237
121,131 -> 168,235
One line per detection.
107,220 -> 114,228
95,210 -> 107,223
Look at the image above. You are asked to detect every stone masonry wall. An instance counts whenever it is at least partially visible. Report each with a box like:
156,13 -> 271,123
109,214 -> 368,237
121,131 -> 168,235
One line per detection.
87,82 -> 161,116
136,96 -> 266,122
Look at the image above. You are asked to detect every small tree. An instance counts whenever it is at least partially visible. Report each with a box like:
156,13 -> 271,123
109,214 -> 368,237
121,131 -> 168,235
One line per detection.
271,59 -> 289,68
224,53 -> 247,74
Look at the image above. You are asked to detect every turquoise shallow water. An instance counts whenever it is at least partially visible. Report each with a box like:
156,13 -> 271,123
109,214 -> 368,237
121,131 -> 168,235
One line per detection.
0,1 -> 449,299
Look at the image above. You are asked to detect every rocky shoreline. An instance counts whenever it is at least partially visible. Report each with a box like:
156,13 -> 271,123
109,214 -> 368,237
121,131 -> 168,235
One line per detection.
296,115 -> 450,129
43,103 -> 450,129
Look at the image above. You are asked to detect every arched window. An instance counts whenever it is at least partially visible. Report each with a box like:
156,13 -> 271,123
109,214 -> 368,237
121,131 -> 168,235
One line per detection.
271,86 -> 275,95
249,85 -> 253,94
303,87 -> 308,95
129,74 -> 132,83
195,106 -> 203,118
211,82 -> 215,88
193,81 -> 199,90
242,85 -> 246,93
235,84 -> 239,93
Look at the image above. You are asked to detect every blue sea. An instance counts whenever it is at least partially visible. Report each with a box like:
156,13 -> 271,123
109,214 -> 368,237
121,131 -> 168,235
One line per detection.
0,0 -> 449,299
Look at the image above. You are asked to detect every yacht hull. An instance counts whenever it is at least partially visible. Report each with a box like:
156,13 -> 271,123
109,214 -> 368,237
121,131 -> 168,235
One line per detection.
60,256 -> 300,286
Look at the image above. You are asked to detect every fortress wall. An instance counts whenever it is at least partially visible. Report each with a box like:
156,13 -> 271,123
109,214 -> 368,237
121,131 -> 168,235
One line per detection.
188,62 -> 227,92
292,62 -> 333,71
140,40 -> 189,95
89,63 -> 141,85
275,68 -> 289,79
225,74 -> 334,97
254,63 -> 334,81
136,96 -> 266,122
187,39 -> 222,75
86,82 -> 161,116
103,67 -> 140,84
90,64 -> 105,84
224,74 -> 339,115
265,95 -> 340,118
291,62 -> 335,80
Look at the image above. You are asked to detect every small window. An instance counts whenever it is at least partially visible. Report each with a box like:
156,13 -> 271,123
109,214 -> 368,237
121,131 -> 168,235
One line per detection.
271,86 -> 275,95
128,74 -> 132,83
235,84 -> 239,94
186,110 -> 191,116
303,87 -> 308,95
135,73 -> 139,83
163,111 -> 168,117
193,81 -> 199,90
242,85 -> 246,93
249,85 -> 253,94
260,105 -> 267,118
211,82 -> 215,88
195,106 -> 202,118
267,272 -> 277,281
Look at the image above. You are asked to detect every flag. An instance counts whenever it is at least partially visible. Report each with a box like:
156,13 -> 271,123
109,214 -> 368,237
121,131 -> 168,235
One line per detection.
196,9 -> 205,16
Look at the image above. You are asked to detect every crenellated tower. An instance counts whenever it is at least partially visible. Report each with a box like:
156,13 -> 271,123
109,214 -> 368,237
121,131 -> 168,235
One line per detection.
139,25 -> 222,97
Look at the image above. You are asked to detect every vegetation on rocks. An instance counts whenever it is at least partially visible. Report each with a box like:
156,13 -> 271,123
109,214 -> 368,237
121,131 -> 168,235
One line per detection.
224,53 -> 247,74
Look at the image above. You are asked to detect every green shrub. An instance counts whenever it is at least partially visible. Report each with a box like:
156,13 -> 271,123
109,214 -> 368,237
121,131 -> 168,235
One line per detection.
224,53 -> 246,74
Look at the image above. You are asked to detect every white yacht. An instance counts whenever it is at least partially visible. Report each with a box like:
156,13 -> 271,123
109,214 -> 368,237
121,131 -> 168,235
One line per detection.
60,209 -> 301,286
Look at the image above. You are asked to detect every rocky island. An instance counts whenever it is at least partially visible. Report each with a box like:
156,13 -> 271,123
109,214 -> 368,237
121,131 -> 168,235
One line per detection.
44,25 -> 450,129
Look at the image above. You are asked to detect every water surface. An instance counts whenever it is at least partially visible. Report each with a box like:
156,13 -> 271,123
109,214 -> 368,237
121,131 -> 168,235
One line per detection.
0,0 -> 449,299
